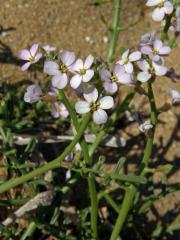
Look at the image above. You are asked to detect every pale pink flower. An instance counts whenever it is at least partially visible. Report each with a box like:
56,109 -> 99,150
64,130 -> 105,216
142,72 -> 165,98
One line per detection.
141,39 -> 171,62
51,102 -> 69,118
137,60 -> 167,82
70,55 -> 94,89
24,82 -> 42,103
169,88 -> 180,104
146,0 -> 173,22
101,64 -> 133,93
19,44 -> 42,71
75,87 -> 114,125
44,50 -> 76,89
117,49 -> 141,74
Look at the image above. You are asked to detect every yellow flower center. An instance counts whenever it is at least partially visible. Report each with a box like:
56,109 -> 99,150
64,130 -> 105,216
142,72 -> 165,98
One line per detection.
148,67 -> 155,74
158,1 -> 164,8
110,75 -> 117,83
152,49 -> 159,55
29,56 -> 35,62
79,68 -> 86,75
90,101 -> 100,112
60,64 -> 68,73
124,58 -> 129,64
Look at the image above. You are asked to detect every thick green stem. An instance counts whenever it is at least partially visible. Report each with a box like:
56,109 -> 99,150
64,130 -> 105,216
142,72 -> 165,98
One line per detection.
110,83 -> 158,240
0,113 -> 91,194
59,90 -> 98,239
107,0 -> 122,63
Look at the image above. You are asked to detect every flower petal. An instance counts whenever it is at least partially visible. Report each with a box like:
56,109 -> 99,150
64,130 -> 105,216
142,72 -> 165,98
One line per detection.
122,49 -> 129,61
153,62 -> 167,76
118,73 -> 133,85
129,51 -> 141,62
137,60 -> 150,72
19,50 -> 31,60
159,46 -> 171,55
44,61 -> 60,75
52,73 -> 68,89
103,82 -> 118,93
164,1 -> 173,14
84,55 -> 94,69
137,72 -> 151,82
70,74 -> 82,89
101,69 -> 111,81
93,109 -> 108,125
124,62 -> 133,74
141,46 -> 152,55
30,44 -> 39,56
83,87 -> 98,103
34,53 -> 42,63
60,49 -> 76,66
75,101 -> 90,114
21,62 -> 31,71
99,96 -> 114,109
82,69 -> 94,82
72,59 -> 83,71
153,39 -> 163,50
146,0 -> 161,7
152,7 -> 165,21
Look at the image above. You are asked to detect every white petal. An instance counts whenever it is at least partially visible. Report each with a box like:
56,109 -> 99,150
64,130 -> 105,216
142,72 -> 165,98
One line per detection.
70,74 -> 82,89
164,1 -> 173,14
82,69 -> 94,82
72,59 -> 83,71
60,50 -> 76,66
84,55 -> 94,69
146,0 -> 161,6
103,82 -> 118,93
75,101 -> 90,114
137,72 -> 151,82
93,109 -> 108,125
122,49 -> 129,61
169,88 -> 180,103
21,62 -> 31,71
101,69 -> 111,81
153,62 -> 167,76
153,39 -> 163,51
129,51 -> 141,62
44,61 -> 60,75
137,60 -> 150,72
52,73 -> 68,89
118,73 -> 133,85
152,8 -> 165,21
19,50 -> 31,60
30,44 -> 39,56
83,87 -> 98,103
124,62 -> 133,74
99,96 -> 114,109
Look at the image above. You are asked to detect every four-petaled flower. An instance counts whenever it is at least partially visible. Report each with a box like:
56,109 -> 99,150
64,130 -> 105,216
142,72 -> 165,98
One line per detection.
19,44 -> 42,71
101,64 -> 133,93
146,0 -> 173,22
141,39 -> 171,62
169,88 -> 180,104
137,60 -> 167,82
70,55 -> 94,89
24,82 -> 42,103
117,49 -> 141,74
75,87 -> 114,124
44,49 -> 76,89
51,102 -> 69,118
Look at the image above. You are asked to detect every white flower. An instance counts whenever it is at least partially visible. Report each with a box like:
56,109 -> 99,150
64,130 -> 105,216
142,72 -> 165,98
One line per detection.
70,55 -> 94,89
139,120 -> 153,133
75,87 -> 114,125
43,45 -> 56,52
101,64 -> 133,93
169,88 -> 180,104
51,102 -> 69,118
44,49 -> 76,89
137,60 -> 167,82
146,0 -> 173,22
117,49 -> 141,74
24,82 -> 42,103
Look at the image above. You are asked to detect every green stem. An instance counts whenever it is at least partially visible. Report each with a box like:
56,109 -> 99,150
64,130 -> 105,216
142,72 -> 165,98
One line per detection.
59,90 -> 98,239
110,83 -> 158,240
107,0 -> 122,63
0,113 -> 91,194
161,14 -> 173,41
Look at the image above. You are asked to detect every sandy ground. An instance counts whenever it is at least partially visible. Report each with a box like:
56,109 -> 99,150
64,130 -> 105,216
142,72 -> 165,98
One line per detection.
0,0 -> 180,235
